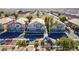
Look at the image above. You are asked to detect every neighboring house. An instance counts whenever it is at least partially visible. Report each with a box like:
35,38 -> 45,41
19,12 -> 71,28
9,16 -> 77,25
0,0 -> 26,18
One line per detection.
26,18 -> 45,34
0,17 -> 28,38
0,17 -> 14,34
50,22 -> 66,33
16,17 -> 28,25
0,17 -> 15,38
8,22 -> 24,33
25,18 -> 45,40
8,17 -> 28,33
49,21 -> 67,39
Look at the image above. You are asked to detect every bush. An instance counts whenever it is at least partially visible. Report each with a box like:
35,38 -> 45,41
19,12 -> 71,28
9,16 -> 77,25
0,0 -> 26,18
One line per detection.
26,40 -> 30,46
59,16 -> 67,22
34,40 -> 39,48
34,40 -> 39,51
75,41 -> 79,50
16,40 -> 26,47
1,47 -> 7,51
12,46 -> 15,51
55,37 -> 76,51
75,41 -> 79,46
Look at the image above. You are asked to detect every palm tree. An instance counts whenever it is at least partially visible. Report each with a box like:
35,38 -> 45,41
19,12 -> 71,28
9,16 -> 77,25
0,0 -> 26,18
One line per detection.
11,13 -> 18,19
26,15 -> 33,23
44,16 -> 53,33
0,11 -> 4,18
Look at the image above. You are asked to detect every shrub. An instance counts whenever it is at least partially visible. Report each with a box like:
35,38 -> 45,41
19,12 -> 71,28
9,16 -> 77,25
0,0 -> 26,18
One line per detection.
34,40 -> 39,47
34,40 -> 39,51
59,16 -> 67,22
1,47 -> 7,51
16,40 -> 26,47
55,37 -> 76,51
12,46 -> 15,51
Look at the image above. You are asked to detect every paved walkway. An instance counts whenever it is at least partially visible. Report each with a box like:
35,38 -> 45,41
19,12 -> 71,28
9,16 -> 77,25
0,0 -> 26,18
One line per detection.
65,27 -> 79,39
18,31 -> 25,38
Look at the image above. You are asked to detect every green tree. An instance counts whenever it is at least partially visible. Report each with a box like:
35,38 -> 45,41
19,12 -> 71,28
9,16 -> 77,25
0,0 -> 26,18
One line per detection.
26,15 -> 33,23
5,14 -> 9,17
55,37 -> 76,51
59,16 -> 67,22
16,40 -> 26,47
18,10 -> 23,14
37,11 -> 40,18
